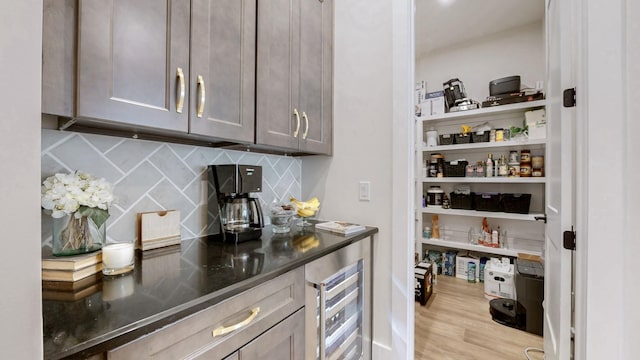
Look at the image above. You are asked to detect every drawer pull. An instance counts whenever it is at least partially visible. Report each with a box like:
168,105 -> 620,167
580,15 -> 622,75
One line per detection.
212,307 -> 260,337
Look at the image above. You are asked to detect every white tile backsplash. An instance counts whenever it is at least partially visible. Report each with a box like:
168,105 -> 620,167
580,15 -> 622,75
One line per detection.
41,130 -> 302,247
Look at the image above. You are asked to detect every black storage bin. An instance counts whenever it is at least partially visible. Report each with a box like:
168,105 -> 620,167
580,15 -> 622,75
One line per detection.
473,192 -> 502,212
502,193 -> 532,214
443,161 -> 468,177
471,131 -> 490,143
454,133 -> 471,144
439,134 -> 454,145
450,192 -> 473,210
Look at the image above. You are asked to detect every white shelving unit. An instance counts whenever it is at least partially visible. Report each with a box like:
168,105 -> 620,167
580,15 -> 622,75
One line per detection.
420,207 -> 545,221
420,238 -> 541,257
416,100 -> 547,259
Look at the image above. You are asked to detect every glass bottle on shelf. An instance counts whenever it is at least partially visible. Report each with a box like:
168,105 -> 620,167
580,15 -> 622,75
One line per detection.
486,153 -> 494,177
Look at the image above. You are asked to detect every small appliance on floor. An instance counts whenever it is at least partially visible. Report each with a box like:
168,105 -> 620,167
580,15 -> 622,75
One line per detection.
489,259 -> 544,336
208,164 -> 264,243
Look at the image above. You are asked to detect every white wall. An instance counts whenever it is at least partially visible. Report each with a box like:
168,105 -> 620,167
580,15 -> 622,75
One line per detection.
415,22 -> 545,102
623,1 -> 640,358
302,0 -> 395,357
0,0 -> 43,358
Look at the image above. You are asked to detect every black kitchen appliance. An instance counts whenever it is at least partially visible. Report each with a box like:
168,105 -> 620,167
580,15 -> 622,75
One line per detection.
208,164 -> 264,243
490,259 -> 544,335
443,78 -> 467,109
489,75 -> 521,96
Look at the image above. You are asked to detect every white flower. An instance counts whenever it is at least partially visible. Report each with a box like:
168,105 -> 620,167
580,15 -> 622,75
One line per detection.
41,171 -> 114,216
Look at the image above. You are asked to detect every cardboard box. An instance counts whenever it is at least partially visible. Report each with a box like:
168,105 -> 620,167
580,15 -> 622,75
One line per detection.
484,263 -> 515,300
414,262 -> 433,305
426,91 -> 446,115
455,255 -> 480,282
525,109 -> 546,139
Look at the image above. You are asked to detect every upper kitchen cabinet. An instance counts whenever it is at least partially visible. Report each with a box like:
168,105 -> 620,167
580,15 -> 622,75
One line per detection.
76,0 -> 190,133
42,0 -> 255,143
189,0 -> 256,143
256,0 -> 333,155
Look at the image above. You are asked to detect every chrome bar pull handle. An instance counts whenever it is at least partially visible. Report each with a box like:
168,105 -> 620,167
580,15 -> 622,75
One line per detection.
196,75 -> 206,118
318,282 -> 327,360
302,111 -> 309,139
293,108 -> 301,138
176,67 -> 185,113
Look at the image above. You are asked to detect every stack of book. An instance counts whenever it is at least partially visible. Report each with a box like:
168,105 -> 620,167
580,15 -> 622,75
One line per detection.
42,249 -> 103,301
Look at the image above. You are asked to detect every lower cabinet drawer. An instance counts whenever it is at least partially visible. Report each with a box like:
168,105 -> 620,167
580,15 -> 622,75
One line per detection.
220,308 -> 305,360
107,267 -> 304,360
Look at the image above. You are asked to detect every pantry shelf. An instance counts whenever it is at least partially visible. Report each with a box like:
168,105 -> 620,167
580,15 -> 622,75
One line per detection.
420,207 -> 545,222
420,238 -> 542,257
420,138 -> 546,153
420,177 -> 546,184
417,99 -> 547,123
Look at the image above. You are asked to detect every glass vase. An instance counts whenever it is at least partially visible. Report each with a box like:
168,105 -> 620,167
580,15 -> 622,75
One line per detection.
52,213 -> 104,256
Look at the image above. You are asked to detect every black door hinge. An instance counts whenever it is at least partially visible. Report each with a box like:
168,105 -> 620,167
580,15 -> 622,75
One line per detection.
563,227 -> 576,250
534,214 -> 547,224
563,88 -> 576,107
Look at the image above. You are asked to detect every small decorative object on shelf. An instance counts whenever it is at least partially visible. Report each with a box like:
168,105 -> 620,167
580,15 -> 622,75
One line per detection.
42,171 -> 114,256
269,199 -> 297,233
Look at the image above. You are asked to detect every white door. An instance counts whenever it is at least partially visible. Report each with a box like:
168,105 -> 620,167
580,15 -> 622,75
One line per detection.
544,0 -> 575,358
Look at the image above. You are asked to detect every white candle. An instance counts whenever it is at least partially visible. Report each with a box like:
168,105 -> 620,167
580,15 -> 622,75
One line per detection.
102,243 -> 134,275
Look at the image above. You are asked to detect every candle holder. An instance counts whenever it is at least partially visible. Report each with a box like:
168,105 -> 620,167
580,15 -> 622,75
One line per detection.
102,239 -> 135,276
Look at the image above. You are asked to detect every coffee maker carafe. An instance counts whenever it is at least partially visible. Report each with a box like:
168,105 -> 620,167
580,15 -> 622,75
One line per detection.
209,164 -> 264,242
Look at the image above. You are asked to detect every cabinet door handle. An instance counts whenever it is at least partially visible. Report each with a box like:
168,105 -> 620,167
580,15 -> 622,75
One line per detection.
317,282 -> 327,359
293,108 -> 301,138
302,111 -> 309,140
176,68 -> 185,114
196,75 -> 206,118
212,307 -> 260,337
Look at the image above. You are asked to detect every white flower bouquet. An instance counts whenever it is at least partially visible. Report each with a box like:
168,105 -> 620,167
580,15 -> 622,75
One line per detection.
42,171 -> 114,255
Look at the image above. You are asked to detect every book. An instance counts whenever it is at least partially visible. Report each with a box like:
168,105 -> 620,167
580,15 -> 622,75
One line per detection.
41,248 -> 102,271
42,263 -> 103,282
315,221 -> 366,235
42,272 -> 103,292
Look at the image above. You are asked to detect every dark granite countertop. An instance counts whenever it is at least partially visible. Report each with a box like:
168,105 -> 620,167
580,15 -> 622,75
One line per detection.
42,223 -> 378,359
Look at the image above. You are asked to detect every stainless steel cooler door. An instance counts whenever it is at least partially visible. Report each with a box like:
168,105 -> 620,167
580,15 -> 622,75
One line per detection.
305,238 -> 372,360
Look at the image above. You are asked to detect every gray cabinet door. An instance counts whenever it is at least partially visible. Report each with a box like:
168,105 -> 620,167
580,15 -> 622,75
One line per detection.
256,0 -> 301,152
77,0 -> 190,132
298,0 -> 333,155
238,308 -> 305,360
256,0 -> 332,154
190,0 -> 256,143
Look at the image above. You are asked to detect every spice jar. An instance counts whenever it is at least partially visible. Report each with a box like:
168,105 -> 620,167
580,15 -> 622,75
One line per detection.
520,150 -> 531,163
520,164 -> 532,177
531,155 -> 544,169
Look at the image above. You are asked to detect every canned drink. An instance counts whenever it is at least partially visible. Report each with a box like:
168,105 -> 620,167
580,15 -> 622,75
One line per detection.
467,262 -> 476,283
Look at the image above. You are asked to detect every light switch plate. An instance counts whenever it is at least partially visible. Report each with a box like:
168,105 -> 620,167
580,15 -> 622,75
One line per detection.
359,181 -> 371,201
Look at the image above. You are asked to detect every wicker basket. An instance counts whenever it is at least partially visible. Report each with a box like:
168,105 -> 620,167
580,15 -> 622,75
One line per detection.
454,133 -> 472,144
443,160 -> 468,177
471,131 -> 490,143
439,134 -> 454,145
502,193 -> 532,214
450,192 -> 473,210
473,192 -> 502,212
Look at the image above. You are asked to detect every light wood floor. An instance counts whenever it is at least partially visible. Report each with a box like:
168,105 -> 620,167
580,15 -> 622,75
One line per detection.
415,275 -> 544,360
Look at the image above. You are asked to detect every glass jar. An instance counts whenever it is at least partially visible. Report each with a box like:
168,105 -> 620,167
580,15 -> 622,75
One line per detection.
52,213 -> 104,256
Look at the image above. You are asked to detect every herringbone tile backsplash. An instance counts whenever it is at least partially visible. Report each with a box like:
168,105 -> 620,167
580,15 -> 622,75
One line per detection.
41,130 -> 302,247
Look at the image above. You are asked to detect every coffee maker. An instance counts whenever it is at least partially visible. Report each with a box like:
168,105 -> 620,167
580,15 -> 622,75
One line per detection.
208,164 -> 264,242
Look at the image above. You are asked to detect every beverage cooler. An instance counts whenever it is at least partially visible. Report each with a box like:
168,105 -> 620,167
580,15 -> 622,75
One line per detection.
305,239 -> 372,360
